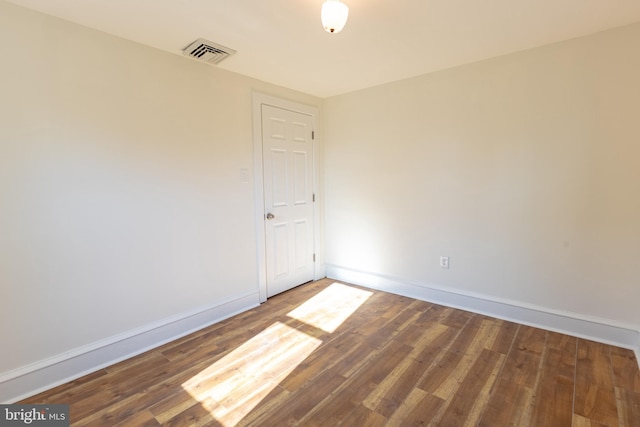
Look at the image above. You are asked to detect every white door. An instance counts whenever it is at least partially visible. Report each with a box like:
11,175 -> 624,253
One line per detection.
261,104 -> 315,298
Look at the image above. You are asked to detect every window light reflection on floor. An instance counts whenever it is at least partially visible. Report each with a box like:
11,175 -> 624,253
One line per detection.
287,282 -> 373,333
180,283 -> 371,426
181,321 -> 322,426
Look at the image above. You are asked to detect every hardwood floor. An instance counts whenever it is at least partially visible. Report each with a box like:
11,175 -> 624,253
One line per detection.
21,279 -> 640,426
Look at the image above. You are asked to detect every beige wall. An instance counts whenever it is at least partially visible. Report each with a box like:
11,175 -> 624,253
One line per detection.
324,23 -> 640,328
0,0 -> 320,376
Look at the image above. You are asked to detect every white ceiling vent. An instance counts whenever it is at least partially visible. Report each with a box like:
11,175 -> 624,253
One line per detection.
182,38 -> 236,65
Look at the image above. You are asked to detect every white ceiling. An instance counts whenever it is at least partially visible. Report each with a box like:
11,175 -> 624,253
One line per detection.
6,0 -> 640,98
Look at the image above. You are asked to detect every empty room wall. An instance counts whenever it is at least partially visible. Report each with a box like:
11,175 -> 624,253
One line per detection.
0,1 -> 320,401
324,23 -> 640,351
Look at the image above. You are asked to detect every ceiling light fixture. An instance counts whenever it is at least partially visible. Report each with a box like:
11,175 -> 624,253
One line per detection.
321,0 -> 349,34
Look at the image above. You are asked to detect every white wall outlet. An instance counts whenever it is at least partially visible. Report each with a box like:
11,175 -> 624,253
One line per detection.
440,256 -> 450,269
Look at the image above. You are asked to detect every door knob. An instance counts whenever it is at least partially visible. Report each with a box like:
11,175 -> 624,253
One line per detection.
266,213 -> 275,220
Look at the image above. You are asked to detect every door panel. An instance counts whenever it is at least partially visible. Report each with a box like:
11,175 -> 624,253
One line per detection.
270,149 -> 288,207
273,222 -> 289,279
294,219 -> 309,270
293,152 -> 307,204
262,105 -> 315,297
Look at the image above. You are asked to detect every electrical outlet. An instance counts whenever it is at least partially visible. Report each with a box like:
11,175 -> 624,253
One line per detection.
440,256 -> 450,269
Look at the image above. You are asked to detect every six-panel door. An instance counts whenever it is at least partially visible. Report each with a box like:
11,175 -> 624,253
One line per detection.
261,104 -> 315,297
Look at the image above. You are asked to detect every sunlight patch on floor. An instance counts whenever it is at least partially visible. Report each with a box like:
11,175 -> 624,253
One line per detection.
180,282 -> 372,426
287,282 -> 373,333
181,321 -> 322,426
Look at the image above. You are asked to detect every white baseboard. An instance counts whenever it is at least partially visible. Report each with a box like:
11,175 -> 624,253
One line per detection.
1,292 -> 260,403
327,265 -> 640,368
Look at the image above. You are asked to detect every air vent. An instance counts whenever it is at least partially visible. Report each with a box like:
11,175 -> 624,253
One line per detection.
182,38 -> 236,65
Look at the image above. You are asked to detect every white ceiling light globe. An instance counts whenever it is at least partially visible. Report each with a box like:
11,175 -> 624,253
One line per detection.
321,0 -> 349,34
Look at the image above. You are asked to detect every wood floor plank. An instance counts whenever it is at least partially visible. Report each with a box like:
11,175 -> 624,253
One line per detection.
73,391 -> 163,427
614,387 -> 640,427
19,369 -> 110,404
112,409 -> 161,427
363,323 -> 451,417
417,349 -> 464,394
277,330 -> 368,391
574,339 -> 620,426
240,371 -> 343,426
18,278 -> 640,427
611,347 -> 640,393
446,314 -> 482,356
530,363 -> 575,427
337,404 -> 388,427
149,389 -> 207,424
528,331 -> 576,426
161,400 -> 222,427
441,307 -> 474,329
547,330 -> 578,353
391,390 -> 444,427
393,305 -> 445,345
235,386 -> 291,427
429,319 -> 500,401
513,325 -> 547,355
573,413 -> 611,427
362,303 -> 421,350
300,340 -> 413,426
411,325 -> 458,364
437,348 -> 504,427
478,379 -> 534,426
500,343 -> 542,387
66,353 -> 175,422
488,319 -> 519,354
75,356 -> 223,426
297,382 -> 361,427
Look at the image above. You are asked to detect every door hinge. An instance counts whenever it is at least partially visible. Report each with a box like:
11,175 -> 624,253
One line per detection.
313,253 -> 316,262
312,130 -> 315,140
312,193 -> 316,202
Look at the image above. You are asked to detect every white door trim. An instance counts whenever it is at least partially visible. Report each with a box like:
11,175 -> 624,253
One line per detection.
252,93 -> 323,303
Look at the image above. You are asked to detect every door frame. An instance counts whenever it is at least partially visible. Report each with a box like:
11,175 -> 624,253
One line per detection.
252,93 -> 324,303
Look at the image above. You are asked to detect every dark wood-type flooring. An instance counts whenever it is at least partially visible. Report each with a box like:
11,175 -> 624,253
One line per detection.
22,278 -> 640,426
